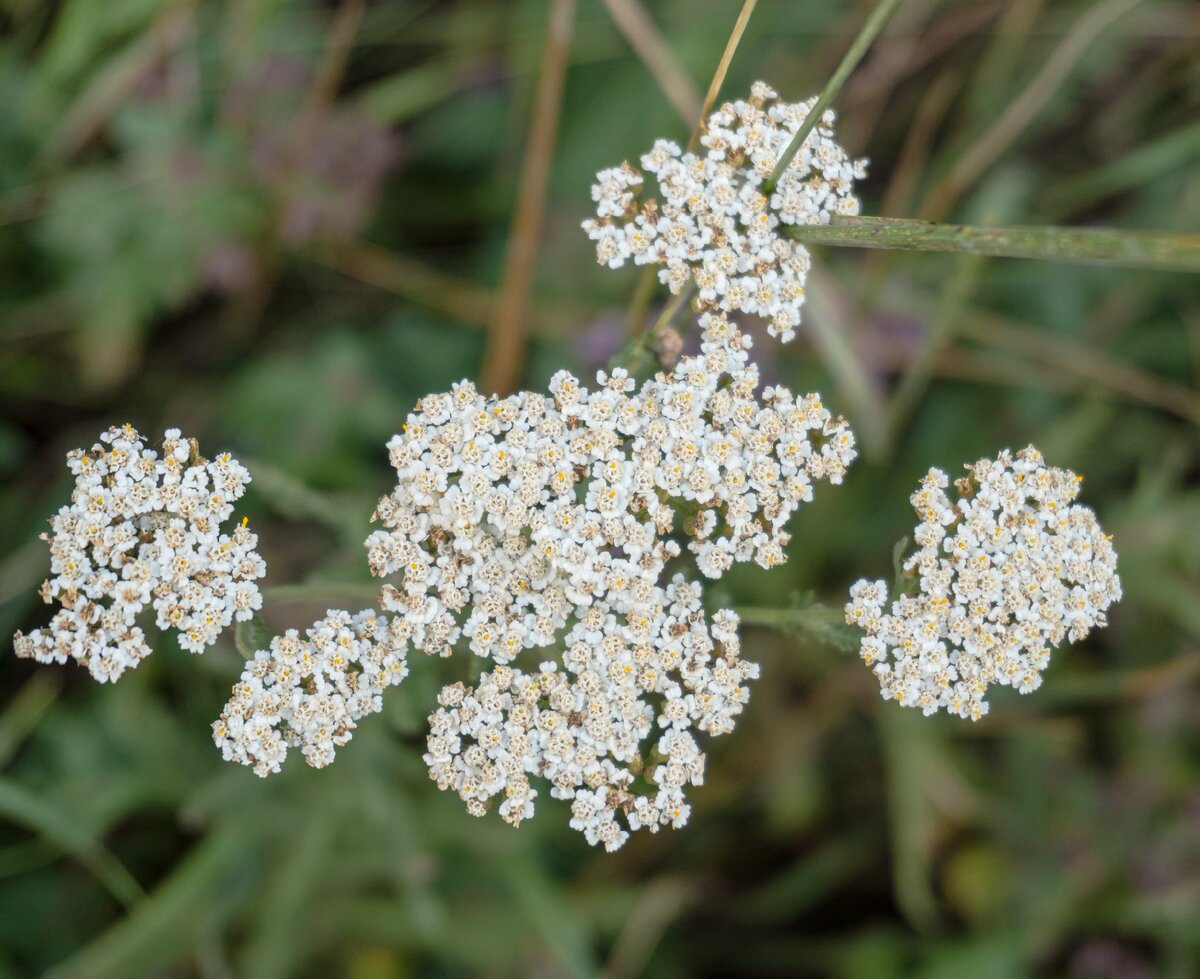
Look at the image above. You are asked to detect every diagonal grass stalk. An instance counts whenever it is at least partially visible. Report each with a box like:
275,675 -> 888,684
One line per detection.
765,0 -> 905,190
626,0 -> 760,334
688,0 -> 758,151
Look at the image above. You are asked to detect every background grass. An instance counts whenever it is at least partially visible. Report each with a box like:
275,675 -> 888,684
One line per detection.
2,0 -> 1199,976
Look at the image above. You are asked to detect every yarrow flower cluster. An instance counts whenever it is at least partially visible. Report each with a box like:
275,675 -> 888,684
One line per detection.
13,425 -> 265,683
583,81 -> 867,341
845,447 -> 1122,720
214,609 -> 409,776
364,312 -> 855,847
424,578 -> 749,851
11,80 -> 1127,855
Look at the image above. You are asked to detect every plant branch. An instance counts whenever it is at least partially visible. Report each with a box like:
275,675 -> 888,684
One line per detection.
291,0 -> 366,163
782,216 -> 1200,272
47,0 -> 198,160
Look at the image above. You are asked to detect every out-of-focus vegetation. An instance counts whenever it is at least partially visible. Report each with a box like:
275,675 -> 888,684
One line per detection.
2,0 -> 1199,976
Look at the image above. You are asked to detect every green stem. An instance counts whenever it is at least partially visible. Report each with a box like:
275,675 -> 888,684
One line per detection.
609,287 -> 694,374
765,0 -> 905,190
736,604 -> 843,629
262,582 -> 380,604
737,602 -> 862,652
624,266 -> 659,336
649,286 -> 692,335
782,215 -> 1200,273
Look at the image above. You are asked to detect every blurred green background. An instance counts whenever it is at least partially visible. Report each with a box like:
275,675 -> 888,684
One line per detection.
2,0 -> 1199,976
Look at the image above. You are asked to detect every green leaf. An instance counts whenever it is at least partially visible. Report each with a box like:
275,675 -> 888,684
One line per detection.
234,615 -> 270,660
891,535 -> 910,594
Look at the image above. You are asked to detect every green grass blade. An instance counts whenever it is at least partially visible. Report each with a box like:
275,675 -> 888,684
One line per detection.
240,456 -> 366,545
1045,118 -> 1200,216
0,673 -> 61,770
501,854 -> 600,979
241,806 -> 335,979
0,777 -> 144,908
766,0 -> 905,189
44,825 -> 253,979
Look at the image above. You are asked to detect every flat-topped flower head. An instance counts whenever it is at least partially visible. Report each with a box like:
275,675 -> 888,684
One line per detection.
365,312 -> 855,666
13,425 -> 265,682
583,81 -> 867,341
846,446 -> 1122,720
424,575 -> 754,850
365,313 -> 855,847
214,608 -> 409,776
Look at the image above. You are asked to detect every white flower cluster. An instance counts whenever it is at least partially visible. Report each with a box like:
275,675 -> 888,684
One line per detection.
13,425 -> 265,683
845,446 -> 1122,720
214,609 -> 409,776
365,312 -> 855,847
425,577 -> 751,850
583,81 -> 867,342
